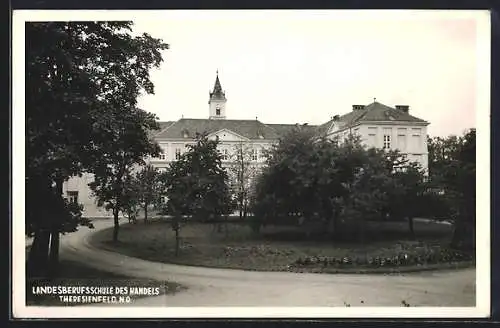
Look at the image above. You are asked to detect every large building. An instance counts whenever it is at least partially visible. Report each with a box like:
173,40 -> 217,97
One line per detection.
318,101 -> 430,169
63,72 -> 429,217
148,72 -> 306,170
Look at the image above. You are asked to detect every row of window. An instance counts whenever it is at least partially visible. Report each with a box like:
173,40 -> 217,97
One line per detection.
155,148 -> 261,161
221,149 -> 259,161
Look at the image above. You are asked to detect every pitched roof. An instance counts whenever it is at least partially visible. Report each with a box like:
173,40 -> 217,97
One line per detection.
266,123 -> 318,136
316,120 -> 335,136
147,121 -> 174,137
147,121 -> 175,139
158,121 -> 175,131
155,118 -> 282,140
336,101 -> 428,127
209,72 -> 226,101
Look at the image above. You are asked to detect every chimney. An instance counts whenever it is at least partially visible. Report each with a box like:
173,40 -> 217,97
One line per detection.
395,105 -> 410,113
352,105 -> 365,111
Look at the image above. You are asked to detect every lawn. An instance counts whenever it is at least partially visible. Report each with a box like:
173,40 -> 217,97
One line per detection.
26,259 -> 185,306
90,218 -> 475,274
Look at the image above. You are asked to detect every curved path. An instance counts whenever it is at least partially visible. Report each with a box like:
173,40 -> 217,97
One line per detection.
60,219 -> 476,307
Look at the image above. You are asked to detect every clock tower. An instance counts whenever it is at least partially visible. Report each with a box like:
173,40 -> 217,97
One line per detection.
208,70 -> 227,119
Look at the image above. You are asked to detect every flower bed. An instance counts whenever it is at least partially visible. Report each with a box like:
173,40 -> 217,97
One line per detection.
292,247 -> 474,269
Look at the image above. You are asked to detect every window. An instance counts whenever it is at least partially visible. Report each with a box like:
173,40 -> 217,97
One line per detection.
251,149 -> 258,161
216,105 -> 221,116
397,134 -> 406,150
67,191 -> 78,204
222,149 -> 228,161
159,153 -> 166,160
368,133 -> 376,145
175,148 -> 181,160
412,134 -> 421,150
383,135 -> 391,149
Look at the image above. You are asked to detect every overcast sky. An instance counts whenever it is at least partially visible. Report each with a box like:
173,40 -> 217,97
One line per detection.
130,11 -> 483,137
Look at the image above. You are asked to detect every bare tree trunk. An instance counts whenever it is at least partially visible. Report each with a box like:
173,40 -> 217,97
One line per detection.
112,207 -> 120,243
224,215 -> 229,239
27,229 -> 50,277
243,199 -> 248,219
175,227 -> 180,257
48,231 -> 60,277
144,202 -> 148,223
48,178 -> 64,276
408,216 -> 415,239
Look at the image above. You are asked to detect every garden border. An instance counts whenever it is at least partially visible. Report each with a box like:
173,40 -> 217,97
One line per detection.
89,224 -> 475,276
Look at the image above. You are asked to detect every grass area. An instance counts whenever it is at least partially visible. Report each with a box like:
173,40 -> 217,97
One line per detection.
26,259 -> 185,306
90,218 -> 474,274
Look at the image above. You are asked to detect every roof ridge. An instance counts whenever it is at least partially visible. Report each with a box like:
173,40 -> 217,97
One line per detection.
155,120 -> 179,136
353,110 -> 369,123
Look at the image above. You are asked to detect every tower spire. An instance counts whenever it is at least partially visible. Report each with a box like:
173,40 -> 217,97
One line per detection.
210,70 -> 225,100
208,70 -> 227,119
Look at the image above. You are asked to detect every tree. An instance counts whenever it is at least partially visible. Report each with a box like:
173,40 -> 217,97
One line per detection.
25,22 -> 123,275
121,171 -> 141,224
135,164 -> 162,223
89,107 -> 162,242
337,146 -> 400,242
227,142 -> 260,220
26,21 -> 168,273
427,129 -> 476,250
317,134 -> 373,236
160,134 -> 233,254
386,160 -> 429,238
250,127 -> 431,242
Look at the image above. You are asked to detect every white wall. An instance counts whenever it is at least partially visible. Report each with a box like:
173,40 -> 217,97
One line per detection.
209,99 -> 226,119
63,173 -> 111,217
328,122 -> 429,171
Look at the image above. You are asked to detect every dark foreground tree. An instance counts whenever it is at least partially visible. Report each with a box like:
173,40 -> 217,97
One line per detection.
26,21 -> 168,271
427,129 -> 476,250
250,127 -> 434,242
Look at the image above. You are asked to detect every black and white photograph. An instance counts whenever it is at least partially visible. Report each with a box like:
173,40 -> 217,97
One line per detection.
12,9 -> 490,318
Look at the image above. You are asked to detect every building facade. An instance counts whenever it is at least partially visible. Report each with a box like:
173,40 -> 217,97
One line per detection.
62,73 -> 429,217
317,101 -> 429,171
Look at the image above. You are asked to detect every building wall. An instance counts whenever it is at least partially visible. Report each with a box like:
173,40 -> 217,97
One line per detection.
64,136 -> 274,217
209,99 -> 226,119
63,173 -> 112,217
328,122 -> 429,172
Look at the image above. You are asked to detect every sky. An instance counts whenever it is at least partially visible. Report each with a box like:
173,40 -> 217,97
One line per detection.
133,11 -> 482,137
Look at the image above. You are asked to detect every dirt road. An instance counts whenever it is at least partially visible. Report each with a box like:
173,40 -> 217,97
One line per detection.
60,219 -> 476,307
